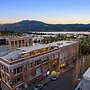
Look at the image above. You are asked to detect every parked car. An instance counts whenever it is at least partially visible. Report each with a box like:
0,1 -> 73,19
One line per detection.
77,78 -> 81,82
33,84 -> 44,90
0,87 -> 2,90
51,76 -> 59,81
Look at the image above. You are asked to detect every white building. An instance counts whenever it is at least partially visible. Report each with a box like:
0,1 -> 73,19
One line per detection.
75,67 -> 90,90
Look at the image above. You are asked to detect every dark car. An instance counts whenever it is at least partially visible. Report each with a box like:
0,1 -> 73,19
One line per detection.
33,84 -> 44,90
0,87 -> 2,90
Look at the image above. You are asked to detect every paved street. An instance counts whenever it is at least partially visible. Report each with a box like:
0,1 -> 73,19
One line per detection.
42,68 -> 75,90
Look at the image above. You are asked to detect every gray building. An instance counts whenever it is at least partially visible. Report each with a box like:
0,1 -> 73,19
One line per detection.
75,67 -> 90,90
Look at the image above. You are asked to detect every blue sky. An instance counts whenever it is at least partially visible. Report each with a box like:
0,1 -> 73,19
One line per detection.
0,0 -> 90,24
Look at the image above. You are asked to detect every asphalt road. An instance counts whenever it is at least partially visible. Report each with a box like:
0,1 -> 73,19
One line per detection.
42,68 -> 75,90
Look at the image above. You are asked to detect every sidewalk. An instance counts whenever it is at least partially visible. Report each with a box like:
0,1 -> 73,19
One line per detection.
62,64 -> 75,74
41,75 -> 51,84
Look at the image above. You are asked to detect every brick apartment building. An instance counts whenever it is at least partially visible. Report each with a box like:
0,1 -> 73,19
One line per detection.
0,41 -> 79,90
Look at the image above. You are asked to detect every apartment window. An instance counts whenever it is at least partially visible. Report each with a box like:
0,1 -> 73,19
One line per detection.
22,40 -> 25,46
22,40 -> 24,44
17,67 -> 20,73
1,65 -> 4,70
13,66 -> 22,75
35,59 -> 41,66
52,60 -> 58,68
19,40 -> 21,47
29,39 -> 31,45
52,54 -> 54,60
25,41 -> 28,47
7,77 -> 10,83
15,41 -> 17,47
7,77 -> 12,86
42,65 -> 48,72
15,77 -> 23,85
19,40 -> 21,44
55,52 -> 58,59
35,61 -> 37,66
13,68 -> 16,75
11,41 -> 14,46
42,57 -> 48,63
27,62 -> 33,69
6,67 -> 9,73
27,72 -> 34,79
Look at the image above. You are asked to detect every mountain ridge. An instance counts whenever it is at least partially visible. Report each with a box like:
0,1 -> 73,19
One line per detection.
0,20 -> 90,32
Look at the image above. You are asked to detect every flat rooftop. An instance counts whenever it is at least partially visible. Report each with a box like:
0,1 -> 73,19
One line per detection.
0,44 -> 51,61
0,36 -> 32,40
75,67 -> 90,90
0,41 -> 78,61
83,67 -> 90,80
17,44 -> 49,53
75,79 -> 90,90
0,50 -> 22,61
47,40 -> 78,47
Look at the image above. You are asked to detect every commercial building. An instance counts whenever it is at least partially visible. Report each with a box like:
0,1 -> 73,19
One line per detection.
7,36 -> 33,50
0,38 -> 9,52
0,41 -> 79,90
0,36 -> 33,52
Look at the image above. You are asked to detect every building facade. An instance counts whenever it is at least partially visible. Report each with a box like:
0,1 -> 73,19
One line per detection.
0,41 -> 79,90
0,38 -> 9,52
0,36 -> 33,52
7,36 -> 33,50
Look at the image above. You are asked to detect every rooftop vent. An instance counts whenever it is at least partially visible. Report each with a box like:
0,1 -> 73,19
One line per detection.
66,42 -> 71,43
10,59 -> 14,61
57,43 -> 63,45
